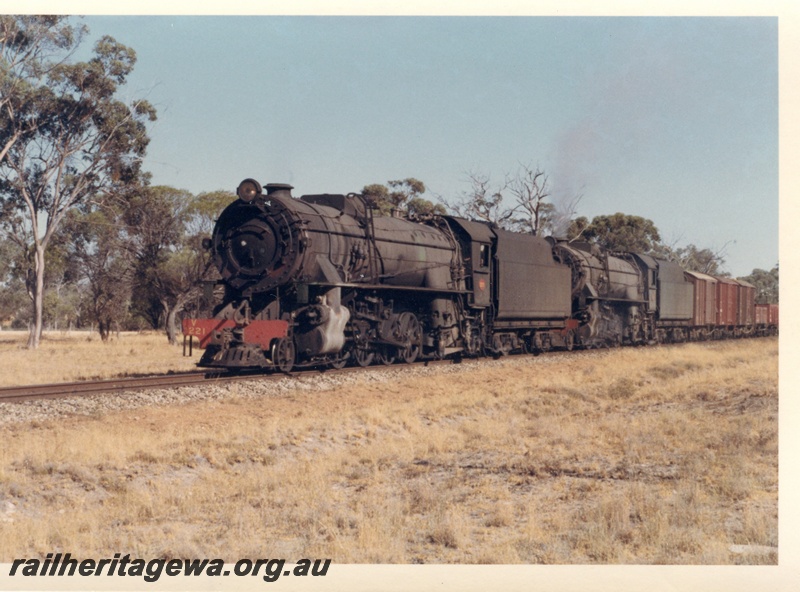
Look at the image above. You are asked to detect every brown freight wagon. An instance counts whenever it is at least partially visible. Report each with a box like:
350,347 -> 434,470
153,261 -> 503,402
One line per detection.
715,277 -> 739,331
734,279 -> 756,329
755,303 -> 780,336
768,303 -> 779,326
755,303 -> 769,325
684,271 -> 717,334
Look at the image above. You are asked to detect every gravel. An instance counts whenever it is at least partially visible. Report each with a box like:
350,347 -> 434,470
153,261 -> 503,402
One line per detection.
0,351 -> 606,426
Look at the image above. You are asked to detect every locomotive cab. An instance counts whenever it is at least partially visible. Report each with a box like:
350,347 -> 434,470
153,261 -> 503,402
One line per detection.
441,217 -> 494,308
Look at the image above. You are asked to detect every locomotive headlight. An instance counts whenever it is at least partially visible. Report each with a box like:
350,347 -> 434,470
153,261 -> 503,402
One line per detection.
227,220 -> 278,275
236,178 -> 263,202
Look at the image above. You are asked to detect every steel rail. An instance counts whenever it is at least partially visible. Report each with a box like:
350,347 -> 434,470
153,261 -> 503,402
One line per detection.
0,355 -> 478,405
1,336 -> 770,407
0,371 -> 234,404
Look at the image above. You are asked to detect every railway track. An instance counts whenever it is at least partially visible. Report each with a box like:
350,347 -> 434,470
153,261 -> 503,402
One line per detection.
0,357 -> 467,405
0,344 -> 633,406
0,370 -> 242,404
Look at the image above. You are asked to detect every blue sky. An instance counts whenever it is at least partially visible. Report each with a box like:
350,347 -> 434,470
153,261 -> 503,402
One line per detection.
72,14 -> 778,277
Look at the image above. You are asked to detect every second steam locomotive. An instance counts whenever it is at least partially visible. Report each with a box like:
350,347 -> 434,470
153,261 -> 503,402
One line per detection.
182,178 -> 777,372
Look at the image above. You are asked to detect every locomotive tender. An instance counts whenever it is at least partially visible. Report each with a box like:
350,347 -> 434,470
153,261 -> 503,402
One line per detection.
182,178 -> 777,372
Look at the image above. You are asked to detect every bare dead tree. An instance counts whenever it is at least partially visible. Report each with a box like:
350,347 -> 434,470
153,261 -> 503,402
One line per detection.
450,171 -> 515,226
507,164 -> 554,236
450,165 -> 584,238
673,241 -> 732,276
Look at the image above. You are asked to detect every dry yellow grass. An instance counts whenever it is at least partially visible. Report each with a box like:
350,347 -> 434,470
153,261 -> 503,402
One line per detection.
0,331 -> 197,386
0,337 -> 778,564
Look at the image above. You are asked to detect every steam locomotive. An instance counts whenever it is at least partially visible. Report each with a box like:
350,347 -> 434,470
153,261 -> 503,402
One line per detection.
182,178 -> 777,372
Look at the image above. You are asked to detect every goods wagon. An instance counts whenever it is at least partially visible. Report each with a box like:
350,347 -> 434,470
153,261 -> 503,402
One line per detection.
734,279 -> 756,330
716,277 -> 739,328
754,303 -> 779,336
684,271 -> 718,339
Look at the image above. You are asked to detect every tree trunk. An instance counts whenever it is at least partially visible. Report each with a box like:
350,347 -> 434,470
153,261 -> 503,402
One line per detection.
98,319 -> 110,342
26,245 -> 45,349
166,305 -> 180,345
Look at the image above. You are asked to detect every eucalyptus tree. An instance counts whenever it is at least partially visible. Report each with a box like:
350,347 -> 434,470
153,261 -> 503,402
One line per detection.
567,213 -> 664,254
124,186 -> 233,344
0,16 -> 156,348
361,178 -> 444,218
65,200 -> 134,340
0,16 -> 85,164
742,265 -> 779,304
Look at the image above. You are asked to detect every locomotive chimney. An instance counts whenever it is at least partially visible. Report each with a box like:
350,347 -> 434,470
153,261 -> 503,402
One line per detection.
265,183 -> 294,199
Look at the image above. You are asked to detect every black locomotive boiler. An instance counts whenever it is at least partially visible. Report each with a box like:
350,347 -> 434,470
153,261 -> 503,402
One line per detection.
182,178 -> 776,372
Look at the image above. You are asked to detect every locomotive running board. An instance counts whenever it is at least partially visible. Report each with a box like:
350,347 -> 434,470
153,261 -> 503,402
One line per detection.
302,281 -> 469,294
